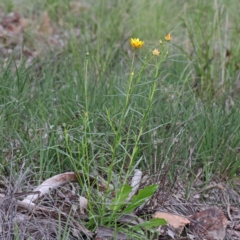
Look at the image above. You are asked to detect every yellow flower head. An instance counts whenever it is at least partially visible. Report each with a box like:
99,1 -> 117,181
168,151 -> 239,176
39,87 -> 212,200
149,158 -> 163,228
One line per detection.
165,33 -> 172,41
152,48 -> 160,56
130,38 -> 144,49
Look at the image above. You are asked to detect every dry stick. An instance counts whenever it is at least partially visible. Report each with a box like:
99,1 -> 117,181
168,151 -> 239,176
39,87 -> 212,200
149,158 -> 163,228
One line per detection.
226,194 -> 232,222
195,183 -> 225,195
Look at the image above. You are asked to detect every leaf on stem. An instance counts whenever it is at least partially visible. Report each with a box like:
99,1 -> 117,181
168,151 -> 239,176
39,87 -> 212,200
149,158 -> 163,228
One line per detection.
123,184 -> 158,214
110,185 -> 132,212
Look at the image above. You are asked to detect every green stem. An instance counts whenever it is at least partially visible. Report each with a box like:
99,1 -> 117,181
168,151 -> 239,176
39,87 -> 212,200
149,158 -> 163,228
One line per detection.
84,52 -> 89,113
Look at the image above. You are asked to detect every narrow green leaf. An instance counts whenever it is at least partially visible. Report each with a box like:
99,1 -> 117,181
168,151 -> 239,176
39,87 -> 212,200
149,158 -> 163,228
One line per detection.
123,184 -> 158,214
135,218 -> 167,229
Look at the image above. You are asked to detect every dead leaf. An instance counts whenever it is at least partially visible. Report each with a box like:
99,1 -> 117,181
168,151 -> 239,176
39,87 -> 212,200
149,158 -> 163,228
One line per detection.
189,207 -> 228,240
79,196 -> 88,214
153,211 -> 190,234
126,169 -> 142,202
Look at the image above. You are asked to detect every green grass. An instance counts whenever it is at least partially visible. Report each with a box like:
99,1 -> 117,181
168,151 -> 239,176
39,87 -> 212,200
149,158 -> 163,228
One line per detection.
1,0 -> 240,239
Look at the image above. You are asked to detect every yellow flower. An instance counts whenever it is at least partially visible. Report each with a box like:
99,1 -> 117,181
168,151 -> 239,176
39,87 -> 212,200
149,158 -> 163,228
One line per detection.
152,48 -> 160,56
130,38 -> 144,49
164,33 -> 172,41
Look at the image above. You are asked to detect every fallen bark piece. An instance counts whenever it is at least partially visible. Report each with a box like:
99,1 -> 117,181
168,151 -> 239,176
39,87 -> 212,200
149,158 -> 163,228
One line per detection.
189,206 -> 228,240
153,211 -> 190,235
22,172 -> 77,204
